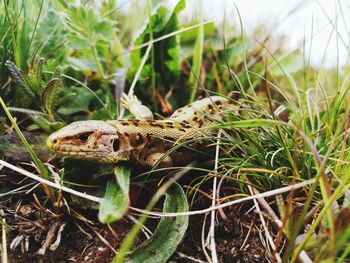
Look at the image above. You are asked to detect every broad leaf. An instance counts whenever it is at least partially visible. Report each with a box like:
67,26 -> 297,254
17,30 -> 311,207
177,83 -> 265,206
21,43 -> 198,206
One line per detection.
130,0 -> 185,88
124,182 -> 188,263
98,164 -> 131,223
57,86 -> 95,115
67,35 -> 91,49
65,5 -> 116,46
28,115 -> 64,133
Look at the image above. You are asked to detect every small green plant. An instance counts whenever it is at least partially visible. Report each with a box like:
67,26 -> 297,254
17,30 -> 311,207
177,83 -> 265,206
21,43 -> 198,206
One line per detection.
5,60 -> 64,132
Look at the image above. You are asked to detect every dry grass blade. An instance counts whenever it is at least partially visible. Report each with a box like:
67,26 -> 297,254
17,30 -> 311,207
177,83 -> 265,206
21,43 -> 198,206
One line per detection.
128,44 -> 152,97
127,21 -> 213,53
247,185 -> 281,262
0,160 -> 101,203
208,131 -> 221,263
1,219 -> 8,263
130,179 -> 316,217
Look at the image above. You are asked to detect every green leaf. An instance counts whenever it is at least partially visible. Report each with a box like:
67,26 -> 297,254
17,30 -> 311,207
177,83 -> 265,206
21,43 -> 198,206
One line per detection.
57,86 -> 95,115
65,5 -> 116,46
42,78 -> 60,118
62,159 -> 114,209
5,60 -> 36,99
5,60 -> 26,87
67,35 -> 91,49
124,183 -> 188,263
180,22 -> 215,44
130,0 -> 185,88
18,0 -> 29,69
98,164 -> 131,223
28,115 -> 64,133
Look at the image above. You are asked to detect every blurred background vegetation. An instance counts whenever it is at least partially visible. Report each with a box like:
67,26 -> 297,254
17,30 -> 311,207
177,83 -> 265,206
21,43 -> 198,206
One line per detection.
0,0 -> 322,132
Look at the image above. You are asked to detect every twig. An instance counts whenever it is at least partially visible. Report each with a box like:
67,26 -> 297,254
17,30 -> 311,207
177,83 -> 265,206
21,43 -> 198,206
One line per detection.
9,235 -> 23,251
248,185 -> 281,262
201,213 -> 211,263
239,221 -> 254,251
248,184 -> 313,263
89,226 -> 118,254
128,44 -> 152,96
0,160 -> 316,218
36,221 -> 60,255
208,131 -> 222,263
128,215 -> 152,240
127,21 -> 212,53
130,178 -> 316,217
50,223 -> 66,251
176,252 -> 206,263
0,160 -> 101,203
0,182 -> 36,198
1,219 -> 8,263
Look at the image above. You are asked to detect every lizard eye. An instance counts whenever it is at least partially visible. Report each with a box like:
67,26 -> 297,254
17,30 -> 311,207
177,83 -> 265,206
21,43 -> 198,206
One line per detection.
78,132 -> 91,142
112,139 -> 119,151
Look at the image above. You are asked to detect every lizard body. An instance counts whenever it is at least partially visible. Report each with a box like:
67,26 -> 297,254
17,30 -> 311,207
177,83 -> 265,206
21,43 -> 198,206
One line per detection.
47,94 -> 230,167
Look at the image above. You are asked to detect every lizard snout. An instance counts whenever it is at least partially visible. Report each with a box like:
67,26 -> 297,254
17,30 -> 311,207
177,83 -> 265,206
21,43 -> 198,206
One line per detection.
46,134 -> 58,150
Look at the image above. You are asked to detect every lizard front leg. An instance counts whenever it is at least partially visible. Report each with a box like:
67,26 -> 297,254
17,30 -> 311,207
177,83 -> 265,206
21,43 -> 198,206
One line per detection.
121,92 -> 154,120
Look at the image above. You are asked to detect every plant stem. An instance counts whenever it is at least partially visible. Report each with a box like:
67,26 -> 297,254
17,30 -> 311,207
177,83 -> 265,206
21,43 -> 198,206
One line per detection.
91,45 -> 105,79
91,44 -> 113,103
3,0 -> 20,67
147,0 -> 156,106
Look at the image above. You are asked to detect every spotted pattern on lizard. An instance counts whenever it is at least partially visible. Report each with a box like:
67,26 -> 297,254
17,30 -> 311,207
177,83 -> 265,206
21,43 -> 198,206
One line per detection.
46,93 -> 232,167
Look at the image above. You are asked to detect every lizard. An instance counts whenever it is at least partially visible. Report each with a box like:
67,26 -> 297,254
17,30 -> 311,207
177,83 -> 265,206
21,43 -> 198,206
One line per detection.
46,93 -> 232,167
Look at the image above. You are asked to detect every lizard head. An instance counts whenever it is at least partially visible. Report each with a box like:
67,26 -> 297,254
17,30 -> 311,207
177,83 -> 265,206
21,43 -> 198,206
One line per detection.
46,120 -> 129,163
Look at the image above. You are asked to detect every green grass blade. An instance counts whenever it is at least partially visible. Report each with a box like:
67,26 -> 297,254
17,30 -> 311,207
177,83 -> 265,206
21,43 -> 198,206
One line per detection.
3,0 -> 20,66
188,2 -> 203,103
26,0 -> 44,59
234,2 -> 255,97
18,0 -> 29,69
207,119 -> 288,129
146,0 -> 156,98
0,96 -> 53,198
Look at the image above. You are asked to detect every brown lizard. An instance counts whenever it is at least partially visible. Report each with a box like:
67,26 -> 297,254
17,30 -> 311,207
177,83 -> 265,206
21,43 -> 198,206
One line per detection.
46,93 -> 231,167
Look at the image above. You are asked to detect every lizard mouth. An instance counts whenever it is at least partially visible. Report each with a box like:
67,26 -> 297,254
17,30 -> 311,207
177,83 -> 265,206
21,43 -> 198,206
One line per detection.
47,137 -> 111,154
50,146 -> 111,155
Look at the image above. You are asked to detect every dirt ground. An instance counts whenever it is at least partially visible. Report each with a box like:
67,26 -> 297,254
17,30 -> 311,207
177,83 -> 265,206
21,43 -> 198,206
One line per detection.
1,187 -> 267,262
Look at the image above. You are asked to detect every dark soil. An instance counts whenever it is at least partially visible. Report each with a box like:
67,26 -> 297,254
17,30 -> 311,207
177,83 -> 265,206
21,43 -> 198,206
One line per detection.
0,166 -> 268,263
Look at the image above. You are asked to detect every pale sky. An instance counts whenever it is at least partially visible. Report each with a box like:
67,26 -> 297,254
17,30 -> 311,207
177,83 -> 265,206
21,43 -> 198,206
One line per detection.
178,0 -> 350,68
